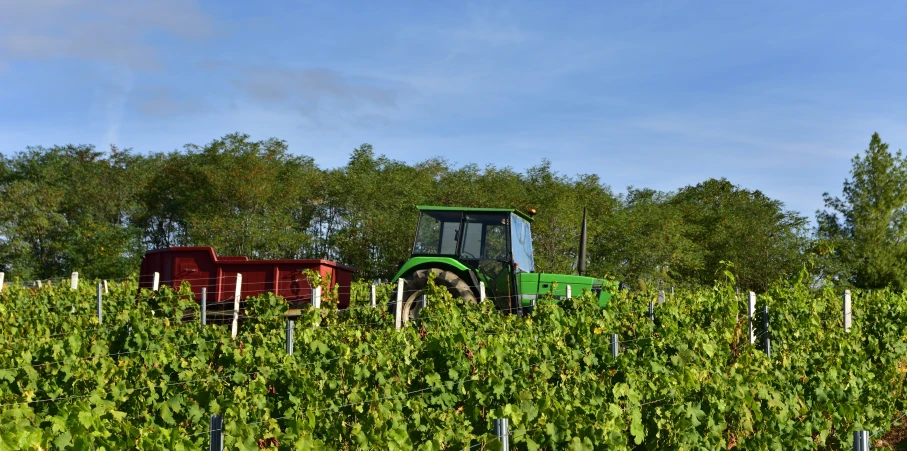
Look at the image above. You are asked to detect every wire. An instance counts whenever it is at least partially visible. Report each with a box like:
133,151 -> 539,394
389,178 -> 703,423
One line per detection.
0,338 -> 224,372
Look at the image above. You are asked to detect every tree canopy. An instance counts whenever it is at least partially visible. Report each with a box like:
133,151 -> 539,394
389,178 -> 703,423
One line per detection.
0,132 -> 895,291
817,132 -> 907,289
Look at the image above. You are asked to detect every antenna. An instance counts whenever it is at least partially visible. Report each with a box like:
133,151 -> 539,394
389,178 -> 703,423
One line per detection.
578,207 -> 588,276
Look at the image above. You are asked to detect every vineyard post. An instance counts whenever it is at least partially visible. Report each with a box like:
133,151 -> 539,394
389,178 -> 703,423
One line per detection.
0,272 -> 4,293
70,272 -> 78,290
479,281 -> 486,302
763,305 -> 770,357
611,334 -> 619,358
286,318 -> 294,356
493,418 -> 510,451
395,278 -> 404,330
658,290 -> 665,305
670,286 -> 674,296
370,284 -> 376,308
313,286 -> 322,309
231,274 -> 242,340
844,290 -> 852,332
566,285 -> 572,299
209,414 -> 224,451
748,292 -> 756,344
421,294 -> 427,310
201,288 -> 207,326
96,283 -> 103,324
648,301 -> 654,321
853,430 -> 869,450
37,280 -> 42,288
103,280 -> 108,294
152,272 -> 160,291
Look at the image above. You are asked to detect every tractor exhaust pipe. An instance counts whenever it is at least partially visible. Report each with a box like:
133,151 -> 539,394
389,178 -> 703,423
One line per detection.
578,207 -> 587,276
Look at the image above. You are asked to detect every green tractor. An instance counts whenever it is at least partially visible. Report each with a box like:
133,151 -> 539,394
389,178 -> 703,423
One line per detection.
391,206 -> 616,319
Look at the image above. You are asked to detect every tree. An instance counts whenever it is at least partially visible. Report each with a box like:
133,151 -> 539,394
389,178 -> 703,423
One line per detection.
668,178 -> 808,291
816,133 -> 907,289
0,145 -> 147,279
137,133 -> 322,260
592,187 -> 700,289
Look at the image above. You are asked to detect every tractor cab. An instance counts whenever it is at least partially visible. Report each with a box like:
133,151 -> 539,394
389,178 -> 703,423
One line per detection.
392,206 -> 613,318
412,207 -> 534,270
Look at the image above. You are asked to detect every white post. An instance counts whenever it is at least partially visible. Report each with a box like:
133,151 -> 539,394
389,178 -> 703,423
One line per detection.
96,283 -> 103,324
658,290 -> 665,305
313,286 -> 322,309
566,285 -> 572,299
103,280 -> 108,294
152,272 -> 160,291
479,281 -> 486,302
70,272 -> 78,290
231,274 -> 242,340
0,272 -> 4,293
844,290 -> 852,332
748,291 -> 756,344
370,284 -> 376,308
395,278 -> 404,331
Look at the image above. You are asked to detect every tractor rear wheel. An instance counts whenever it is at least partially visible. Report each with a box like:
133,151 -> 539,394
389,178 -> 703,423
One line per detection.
393,268 -> 477,320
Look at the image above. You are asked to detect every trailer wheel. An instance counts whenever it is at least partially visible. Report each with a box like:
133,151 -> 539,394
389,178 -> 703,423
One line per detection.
392,268 -> 477,321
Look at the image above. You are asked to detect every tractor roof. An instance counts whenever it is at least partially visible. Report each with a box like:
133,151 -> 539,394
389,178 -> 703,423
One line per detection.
416,205 -> 534,222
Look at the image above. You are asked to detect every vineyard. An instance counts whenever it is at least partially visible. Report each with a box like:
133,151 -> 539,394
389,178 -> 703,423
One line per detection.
0,274 -> 906,450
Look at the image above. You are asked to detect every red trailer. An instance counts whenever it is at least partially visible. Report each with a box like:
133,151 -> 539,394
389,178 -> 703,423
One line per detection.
138,247 -> 353,308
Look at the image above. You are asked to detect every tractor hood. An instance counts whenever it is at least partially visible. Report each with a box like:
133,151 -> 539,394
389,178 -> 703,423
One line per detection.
517,272 -> 615,308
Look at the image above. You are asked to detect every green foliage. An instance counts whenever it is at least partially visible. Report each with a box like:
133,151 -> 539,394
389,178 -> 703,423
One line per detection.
0,145 -> 147,279
0,278 -> 904,449
0,134 -> 812,288
817,132 -> 907,289
595,179 -> 808,291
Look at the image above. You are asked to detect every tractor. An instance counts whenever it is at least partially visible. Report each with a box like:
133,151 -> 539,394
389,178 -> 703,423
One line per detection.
391,206 -> 616,319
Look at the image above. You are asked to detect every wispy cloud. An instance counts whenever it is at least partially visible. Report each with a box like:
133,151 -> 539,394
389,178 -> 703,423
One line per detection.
0,0 -> 211,69
229,66 -> 399,128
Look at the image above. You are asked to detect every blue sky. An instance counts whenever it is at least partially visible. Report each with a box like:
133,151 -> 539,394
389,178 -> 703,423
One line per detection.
1,1 -> 905,220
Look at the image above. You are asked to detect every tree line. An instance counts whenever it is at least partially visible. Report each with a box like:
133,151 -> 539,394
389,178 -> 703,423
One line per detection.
0,132 -> 900,292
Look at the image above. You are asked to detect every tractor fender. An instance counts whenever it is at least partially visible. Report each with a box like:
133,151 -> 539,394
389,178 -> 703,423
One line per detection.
392,257 -> 480,297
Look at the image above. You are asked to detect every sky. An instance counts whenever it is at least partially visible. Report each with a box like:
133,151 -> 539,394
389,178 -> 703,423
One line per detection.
1,0 -> 905,221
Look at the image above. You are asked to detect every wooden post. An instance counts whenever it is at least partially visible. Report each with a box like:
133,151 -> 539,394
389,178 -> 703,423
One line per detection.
103,280 -> 108,294
658,290 -> 665,305
231,274 -> 242,340
0,272 -> 4,293
70,272 -> 78,290
96,283 -> 103,324
479,281 -> 486,302
566,285 -> 572,299
313,286 -> 322,309
370,284 -> 376,308
152,272 -> 160,291
395,278 -> 404,331
748,292 -> 756,344
844,290 -> 852,332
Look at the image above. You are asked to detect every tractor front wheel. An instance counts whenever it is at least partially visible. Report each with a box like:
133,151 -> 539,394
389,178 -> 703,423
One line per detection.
393,268 -> 477,320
